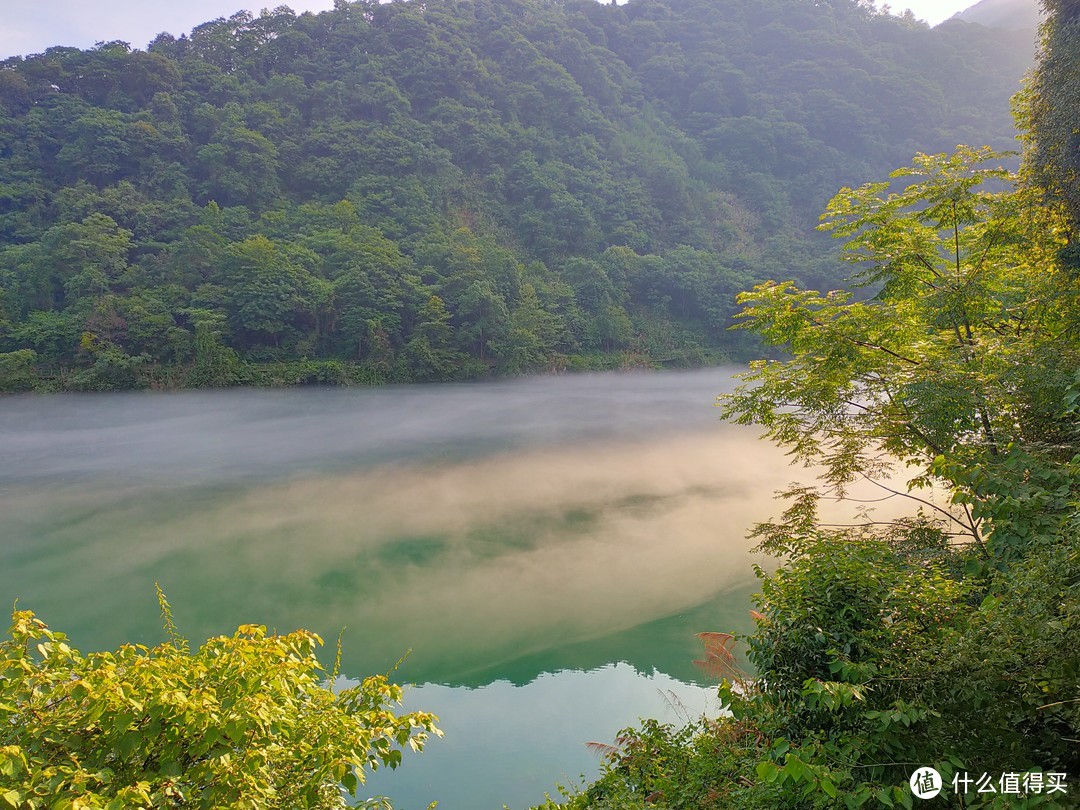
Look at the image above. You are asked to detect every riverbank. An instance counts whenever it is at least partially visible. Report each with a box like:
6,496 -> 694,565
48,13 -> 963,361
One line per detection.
1,348 -> 736,394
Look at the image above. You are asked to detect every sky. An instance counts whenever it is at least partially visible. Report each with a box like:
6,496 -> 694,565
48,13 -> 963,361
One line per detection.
0,0 -> 979,60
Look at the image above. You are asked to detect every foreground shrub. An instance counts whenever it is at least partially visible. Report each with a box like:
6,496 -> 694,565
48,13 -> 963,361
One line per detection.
544,530 -> 1077,809
0,593 -> 439,809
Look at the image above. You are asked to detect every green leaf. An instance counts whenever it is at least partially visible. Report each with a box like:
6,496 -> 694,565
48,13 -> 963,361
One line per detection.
225,719 -> 247,744
342,769 -> 359,794
785,756 -> 806,783
159,760 -> 182,777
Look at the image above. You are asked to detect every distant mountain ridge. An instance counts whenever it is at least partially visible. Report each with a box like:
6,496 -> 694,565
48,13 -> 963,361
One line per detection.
950,0 -> 1042,30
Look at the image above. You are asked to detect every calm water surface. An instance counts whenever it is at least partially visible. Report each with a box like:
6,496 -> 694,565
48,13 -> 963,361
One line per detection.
0,369 -> 795,808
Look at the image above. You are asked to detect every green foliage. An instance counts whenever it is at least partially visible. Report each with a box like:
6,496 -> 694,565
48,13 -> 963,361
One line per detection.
0,349 -> 37,392
0,596 -> 439,809
722,147 -> 1080,558
0,0 -> 1033,390
185,309 -> 241,388
729,530 -> 1077,809
1026,0 -> 1080,234
557,717 -> 761,810
68,344 -> 150,391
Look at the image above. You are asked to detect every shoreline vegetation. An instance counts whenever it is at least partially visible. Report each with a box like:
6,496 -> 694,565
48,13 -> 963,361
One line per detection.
0,347 -> 730,394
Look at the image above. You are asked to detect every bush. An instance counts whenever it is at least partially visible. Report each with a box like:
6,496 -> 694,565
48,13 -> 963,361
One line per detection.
0,349 -> 38,393
550,528 -> 1078,809
0,592 -> 439,809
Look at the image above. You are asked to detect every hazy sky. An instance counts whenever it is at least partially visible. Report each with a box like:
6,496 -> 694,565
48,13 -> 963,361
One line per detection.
1,0 -> 335,59
1,1 -> 979,60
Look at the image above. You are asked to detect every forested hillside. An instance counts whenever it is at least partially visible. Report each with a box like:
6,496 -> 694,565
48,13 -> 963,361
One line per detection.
0,0 -> 1033,390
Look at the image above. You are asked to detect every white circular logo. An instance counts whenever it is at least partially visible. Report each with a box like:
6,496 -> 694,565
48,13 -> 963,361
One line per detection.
910,767 -> 943,799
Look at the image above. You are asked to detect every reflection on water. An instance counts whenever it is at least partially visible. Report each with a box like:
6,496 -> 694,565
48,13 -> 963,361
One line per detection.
364,665 -> 720,810
0,369 -> 799,808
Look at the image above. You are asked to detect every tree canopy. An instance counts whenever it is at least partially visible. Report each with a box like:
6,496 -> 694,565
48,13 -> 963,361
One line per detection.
0,0 -> 1034,390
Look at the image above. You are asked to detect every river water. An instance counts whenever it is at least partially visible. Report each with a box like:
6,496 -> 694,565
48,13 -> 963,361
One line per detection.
0,368 -> 797,808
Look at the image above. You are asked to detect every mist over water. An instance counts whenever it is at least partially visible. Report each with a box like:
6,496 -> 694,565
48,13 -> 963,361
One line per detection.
0,370 -> 749,485
0,368 -> 866,807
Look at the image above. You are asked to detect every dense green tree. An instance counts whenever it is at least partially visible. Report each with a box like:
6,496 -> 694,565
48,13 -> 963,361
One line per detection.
1026,0 -> 1080,238
196,126 -> 281,209
186,308 -> 241,387
491,282 -> 560,372
401,293 -> 468,380
725,147 -> 1079,556
218,235 -> 318,352
0,349 -> 37,392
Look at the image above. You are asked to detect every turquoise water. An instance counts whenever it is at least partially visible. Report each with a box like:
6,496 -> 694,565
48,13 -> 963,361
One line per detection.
0,369 -> 794,808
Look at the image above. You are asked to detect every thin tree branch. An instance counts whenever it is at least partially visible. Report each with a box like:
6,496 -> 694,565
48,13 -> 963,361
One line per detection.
852,470 -> 979,540
804,313 -> 923,366
914,253 -> 943,279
